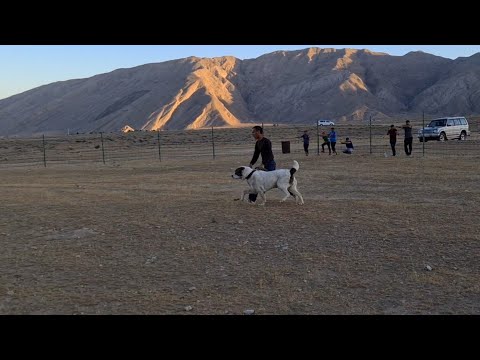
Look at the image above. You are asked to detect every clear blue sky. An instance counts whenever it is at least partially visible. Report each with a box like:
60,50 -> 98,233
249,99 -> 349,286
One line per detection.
1,45 -> 480,100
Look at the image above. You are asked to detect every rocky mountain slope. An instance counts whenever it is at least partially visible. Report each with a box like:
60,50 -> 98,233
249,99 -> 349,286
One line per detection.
1,48 -> 479,135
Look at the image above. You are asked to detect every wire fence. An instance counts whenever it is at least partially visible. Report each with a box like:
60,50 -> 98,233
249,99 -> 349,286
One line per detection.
1,116 -> 479,167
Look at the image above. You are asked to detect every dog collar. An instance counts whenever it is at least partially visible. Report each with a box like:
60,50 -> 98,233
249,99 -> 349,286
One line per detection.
245,170 -> 256,180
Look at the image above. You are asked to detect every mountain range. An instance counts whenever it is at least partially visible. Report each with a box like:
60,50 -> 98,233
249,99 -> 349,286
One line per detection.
1,47 -> 480,135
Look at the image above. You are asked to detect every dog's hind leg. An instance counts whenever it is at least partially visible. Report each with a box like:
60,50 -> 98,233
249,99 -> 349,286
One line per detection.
278,185 -> 292,202
288,183 -> 304,205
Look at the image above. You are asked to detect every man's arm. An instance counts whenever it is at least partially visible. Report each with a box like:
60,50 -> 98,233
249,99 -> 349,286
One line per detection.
264,138 -> 273,152
250,142 -> 260,167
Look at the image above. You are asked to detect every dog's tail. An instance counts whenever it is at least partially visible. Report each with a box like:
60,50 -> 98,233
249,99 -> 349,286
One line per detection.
289,160 -> 299,184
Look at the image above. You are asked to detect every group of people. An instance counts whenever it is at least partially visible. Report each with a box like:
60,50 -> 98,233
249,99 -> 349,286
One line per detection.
248,120 -> 415,177
387,120 -> 413,156
247,125 -> 352,202
300,120 -> 414,157
300,127 -> 353,156
245,120 -> 415,202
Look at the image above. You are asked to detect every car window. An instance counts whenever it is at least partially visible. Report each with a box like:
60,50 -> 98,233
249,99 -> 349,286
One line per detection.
447,119 -> 455,126
454,119 -> 461,125
429,119 -> 446,127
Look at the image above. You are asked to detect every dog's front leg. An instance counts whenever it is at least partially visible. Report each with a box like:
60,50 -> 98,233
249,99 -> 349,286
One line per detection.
242,188 -> 256,203
256,192 -> 267,205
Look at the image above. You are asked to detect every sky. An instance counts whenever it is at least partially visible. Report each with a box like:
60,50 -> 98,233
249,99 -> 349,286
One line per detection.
1,45 -> 480,100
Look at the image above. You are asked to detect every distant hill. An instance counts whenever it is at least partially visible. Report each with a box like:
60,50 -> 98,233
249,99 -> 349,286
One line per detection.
1,47 -> 479,136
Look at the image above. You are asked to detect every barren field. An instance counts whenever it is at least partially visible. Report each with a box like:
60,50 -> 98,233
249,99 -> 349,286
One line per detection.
1,124 -> 480,314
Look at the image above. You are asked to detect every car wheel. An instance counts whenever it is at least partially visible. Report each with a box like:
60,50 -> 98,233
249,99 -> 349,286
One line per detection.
459,131 -> 466,140
439,132 -> 447,141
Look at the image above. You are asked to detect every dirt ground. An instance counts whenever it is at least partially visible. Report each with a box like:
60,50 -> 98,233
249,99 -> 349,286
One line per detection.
1,125 -> 480,314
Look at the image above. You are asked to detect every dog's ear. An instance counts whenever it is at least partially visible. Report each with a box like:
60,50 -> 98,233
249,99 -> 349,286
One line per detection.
234,167 -> 245,177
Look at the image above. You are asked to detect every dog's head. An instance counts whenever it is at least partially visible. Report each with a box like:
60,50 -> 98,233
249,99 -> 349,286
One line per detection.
231,166 -> 251,180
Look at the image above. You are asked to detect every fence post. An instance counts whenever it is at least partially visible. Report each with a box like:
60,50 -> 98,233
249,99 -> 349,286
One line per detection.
157,130 -> 162,162
369,116 -> 372,154
211,125 -> 215,160
316,121 -> 320,155
42,134 -> 47,167
100,132 -> 106,164
422,111 -> 425,157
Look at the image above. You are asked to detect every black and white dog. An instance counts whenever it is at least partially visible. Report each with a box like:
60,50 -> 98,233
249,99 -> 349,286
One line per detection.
231,160 -> 304,205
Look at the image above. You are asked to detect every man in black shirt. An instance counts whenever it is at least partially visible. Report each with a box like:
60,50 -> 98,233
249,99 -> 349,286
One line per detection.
401,120 -> 413,156
248,126 -> 276,203
300,130 -> 310,156
387,124 -> 398,156
250,126 -> 275,170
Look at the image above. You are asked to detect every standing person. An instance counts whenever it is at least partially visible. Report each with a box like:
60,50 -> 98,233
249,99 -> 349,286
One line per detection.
401,120 -> 413,156
341,137 -> 354,154
321,131 -> 331,154
387,124 -> 398,156
300,130 -> 310,156
329,127 -> 337,155
248,126 -> 276,203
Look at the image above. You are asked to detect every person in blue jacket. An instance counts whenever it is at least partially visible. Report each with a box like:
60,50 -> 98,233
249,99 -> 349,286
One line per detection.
328,127 -> 337,155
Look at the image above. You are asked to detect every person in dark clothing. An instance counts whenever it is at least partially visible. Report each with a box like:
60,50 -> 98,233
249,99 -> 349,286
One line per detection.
401,120 -> 413,156
248,126 -> 276,203
329,127 -> 337,155
249,126 -> 275,170
387,124 -> 398,156
321,131 -> 331,154
341,137 -> 354,154
300,130 -> 310,156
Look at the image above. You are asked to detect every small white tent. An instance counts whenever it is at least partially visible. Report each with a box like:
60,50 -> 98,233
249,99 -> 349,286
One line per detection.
121,125 -> 135,133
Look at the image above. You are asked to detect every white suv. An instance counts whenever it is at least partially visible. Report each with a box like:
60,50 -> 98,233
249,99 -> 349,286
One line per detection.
318,120 -> 335,126
418,117 -> 470,142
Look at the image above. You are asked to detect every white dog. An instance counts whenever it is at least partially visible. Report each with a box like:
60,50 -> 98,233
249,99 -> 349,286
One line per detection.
231,160 -> 304,205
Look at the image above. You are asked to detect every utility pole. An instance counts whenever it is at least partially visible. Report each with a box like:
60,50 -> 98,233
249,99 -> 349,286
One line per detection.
42,134 -> 47,167
422,111 -> 425,157
100,132 -> 105,164
157,131 -> 162,162
369,116 -> 372,154
211,126 -> 215,160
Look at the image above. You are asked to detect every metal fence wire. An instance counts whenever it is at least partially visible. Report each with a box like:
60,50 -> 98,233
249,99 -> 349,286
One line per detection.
0,116 -> 479,167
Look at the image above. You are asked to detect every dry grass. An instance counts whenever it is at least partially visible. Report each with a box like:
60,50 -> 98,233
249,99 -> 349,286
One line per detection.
0,126 -> 479,314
